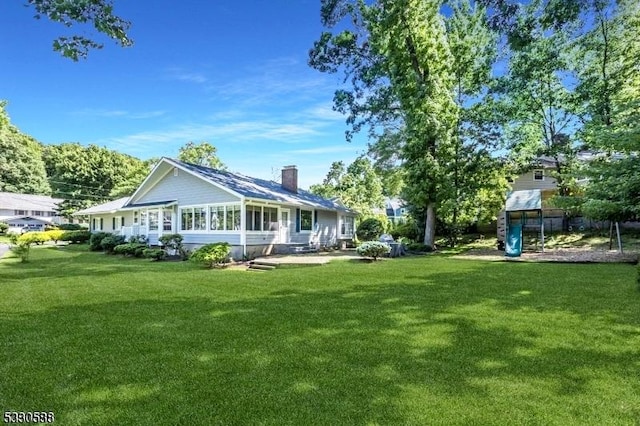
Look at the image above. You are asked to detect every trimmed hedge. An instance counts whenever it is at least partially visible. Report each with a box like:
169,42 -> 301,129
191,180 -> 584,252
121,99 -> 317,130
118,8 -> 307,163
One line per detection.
18,232 -> 49,245
89,232 -> 111,251
356,218 -> 386,242
356,241 -> 391,260
143,248 -> 166,261
100,235 -> 127,254
113,243 -> 147,257
61,230 -> 91,244
190,243 -> 231,268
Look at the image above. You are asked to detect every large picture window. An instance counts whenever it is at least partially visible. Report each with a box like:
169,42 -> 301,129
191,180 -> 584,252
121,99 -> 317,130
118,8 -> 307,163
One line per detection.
181,209 -> 193,231
210,206 -> 225,230
300,209 -> 313,231
245,205 -> 279,232
263,207 -> 278,231
194,207 -> 207,230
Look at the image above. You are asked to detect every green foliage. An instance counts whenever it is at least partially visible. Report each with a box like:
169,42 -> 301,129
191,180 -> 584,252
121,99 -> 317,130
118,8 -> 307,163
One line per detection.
44,230 -> 65,243
356,241 -> 391,260
143,248 -> 167,261
61,230 -> 91,244
178,142 -> 225,169
100,235 -> 127,254
406,242 -> 434,253
58,223 -> 85,231
89,232 -> 111,251
310,157 -> 385,216
356,218 -> 386,242
127,235 -> 148,244
7,233 -> 19,245
18,232 -> 50,246
42,143 -> 149,218
0,222 -> 7,234
113,243 -> 147,258
390,220 -> 421,242
0,102 -> 51,194
189,243 -> 231,268
27,0 -> 133,60
158,234 -> 183,254
10,243 -> 31,263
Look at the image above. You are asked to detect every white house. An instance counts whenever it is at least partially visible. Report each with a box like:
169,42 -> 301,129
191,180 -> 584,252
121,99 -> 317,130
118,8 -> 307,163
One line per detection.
0,192 -> 66,233
74,158 -> 358,259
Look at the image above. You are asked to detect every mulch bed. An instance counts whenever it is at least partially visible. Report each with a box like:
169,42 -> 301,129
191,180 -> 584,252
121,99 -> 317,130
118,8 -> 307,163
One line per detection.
455,248 -> 638,264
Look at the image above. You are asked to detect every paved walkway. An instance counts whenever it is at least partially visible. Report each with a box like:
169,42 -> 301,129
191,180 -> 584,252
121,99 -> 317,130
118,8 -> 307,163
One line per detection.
0,243 -> 10,260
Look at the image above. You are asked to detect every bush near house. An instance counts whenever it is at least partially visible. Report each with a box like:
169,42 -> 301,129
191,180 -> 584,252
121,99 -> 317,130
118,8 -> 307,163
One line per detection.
190,242 -> 231,268
356,218 -> 386,242
18,232 -> 50,245
89,232 -> 111,251
113,243 -> 147,258
58,223 -> 85,231
143,248 -> 166,261
44,230 -> 65,244
159,233 -> 184,256
356,241 -> 391,260
61,230 -> 91,244
100,235 -> 127,254
0,222 -> 8,234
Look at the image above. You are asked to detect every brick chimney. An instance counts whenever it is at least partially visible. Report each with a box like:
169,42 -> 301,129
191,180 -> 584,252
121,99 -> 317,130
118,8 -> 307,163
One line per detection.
281,165 -> 298,193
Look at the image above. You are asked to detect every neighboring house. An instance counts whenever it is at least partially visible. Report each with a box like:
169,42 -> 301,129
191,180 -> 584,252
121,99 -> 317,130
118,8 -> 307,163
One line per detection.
74,158 -> 358,259
0,192 -> 66,233
385,198 -> 407,224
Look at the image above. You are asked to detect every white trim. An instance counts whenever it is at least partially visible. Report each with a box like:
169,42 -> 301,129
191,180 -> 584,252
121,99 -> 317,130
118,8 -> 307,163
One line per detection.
299,208 -> 314,233
177,202 -> 242,234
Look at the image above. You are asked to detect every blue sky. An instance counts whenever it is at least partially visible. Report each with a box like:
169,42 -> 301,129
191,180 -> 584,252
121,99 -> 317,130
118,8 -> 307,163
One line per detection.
0,0 -> 368,189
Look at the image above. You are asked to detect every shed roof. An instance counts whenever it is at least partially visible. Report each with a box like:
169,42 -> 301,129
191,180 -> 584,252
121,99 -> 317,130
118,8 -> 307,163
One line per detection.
505,189 -> 542,212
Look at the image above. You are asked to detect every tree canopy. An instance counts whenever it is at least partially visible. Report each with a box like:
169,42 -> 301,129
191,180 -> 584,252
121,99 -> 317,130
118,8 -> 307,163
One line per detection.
26,0 -> 132,60
178,142 -> 226,170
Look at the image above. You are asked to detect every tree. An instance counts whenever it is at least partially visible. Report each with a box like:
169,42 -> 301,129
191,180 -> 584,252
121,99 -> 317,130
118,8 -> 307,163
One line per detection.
310,156 -> 385,217
42,143 -> 147,217
178,142 -> 226,170
110,158 -> 157,198
577,0 -> 640,222
0,101 -> 51,195
26,0 -> 133,60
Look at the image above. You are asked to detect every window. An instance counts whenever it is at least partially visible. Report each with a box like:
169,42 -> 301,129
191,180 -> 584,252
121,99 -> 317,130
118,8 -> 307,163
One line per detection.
194,207 -> 207,230
300,209 -> 313,231
210,206 -> 225,230
148,210 -> 159,231
181,209 -> 193,231
133,211 -> 139,224
225,206 -> 234,231
14,210 -> 27,216
140,210 -> 148,227
263,207 -> 278,231
533,169 -> 544,181
341,215 -> 354,236
245,205 -> 261,231
32,210 -> 45,216
233,206 -> 241,230
163,211 -> 172,231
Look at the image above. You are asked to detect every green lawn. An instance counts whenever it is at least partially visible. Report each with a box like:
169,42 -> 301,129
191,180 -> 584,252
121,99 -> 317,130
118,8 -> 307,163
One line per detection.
1,246 -> 639,425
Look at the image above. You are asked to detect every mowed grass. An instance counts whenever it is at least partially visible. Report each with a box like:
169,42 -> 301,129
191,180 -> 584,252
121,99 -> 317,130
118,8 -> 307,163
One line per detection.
0,246 -> 639,425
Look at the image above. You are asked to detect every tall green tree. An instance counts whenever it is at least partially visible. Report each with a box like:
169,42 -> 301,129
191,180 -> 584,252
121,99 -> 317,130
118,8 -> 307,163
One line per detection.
43,143 -> 146,217
0,101 -> 51,195
577,0 -> 640,221
178,141 -> 226,170
26,0 -> 133,60
109,158 -> 157,198
310,156 -> 384,217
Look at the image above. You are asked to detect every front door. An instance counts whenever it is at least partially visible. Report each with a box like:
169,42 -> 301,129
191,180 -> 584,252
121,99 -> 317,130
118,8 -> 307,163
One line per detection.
280,209 -> 290,243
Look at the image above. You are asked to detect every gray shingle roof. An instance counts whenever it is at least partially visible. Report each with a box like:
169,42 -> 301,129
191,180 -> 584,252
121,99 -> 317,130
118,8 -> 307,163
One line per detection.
0,192 -> 62,211
74,197 -> 130,215
169,158 -> 356,213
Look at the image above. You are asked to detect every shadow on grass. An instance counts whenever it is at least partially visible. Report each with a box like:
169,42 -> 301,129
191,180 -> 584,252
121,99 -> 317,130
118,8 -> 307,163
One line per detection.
1,261 -> 639,425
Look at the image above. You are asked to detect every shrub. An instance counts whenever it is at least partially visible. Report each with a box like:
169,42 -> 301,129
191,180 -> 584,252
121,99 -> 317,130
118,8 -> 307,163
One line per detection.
143,248 -> 166,261
114,243 -> 147,257
0,222 -> 8,234
44,230 -> 65,244
390,221 -> 421,242
356,218 -> 386,242
128,235 -> 148,244
356,241 -> 391,260
11,243 -> 31,263
61,230 -> 91,244
159,233 -> 183,255
100,235 -> 127,254
89,232 -> 111,251
18,232 -> 50,245
7,232 -> 19,245
58,223 -> 84,231
190,243 -> 231,268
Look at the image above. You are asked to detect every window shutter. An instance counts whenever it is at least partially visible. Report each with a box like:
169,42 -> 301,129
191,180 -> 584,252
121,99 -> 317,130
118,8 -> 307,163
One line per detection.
121,217 -> 125,227
296,208 -> 300,232
112,217 -> 116,229
314,210 -> 318,224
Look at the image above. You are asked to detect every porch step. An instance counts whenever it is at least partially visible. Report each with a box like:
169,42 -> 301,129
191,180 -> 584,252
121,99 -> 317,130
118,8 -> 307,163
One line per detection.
247,260 -> 278,272
290,246 -> 319,254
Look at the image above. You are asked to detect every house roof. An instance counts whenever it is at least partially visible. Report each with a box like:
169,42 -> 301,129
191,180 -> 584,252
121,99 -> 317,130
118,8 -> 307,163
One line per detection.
506,190 -> 542,212
1,216 -> 53,224
165,158 -> 357,213
0,192 -> 62,211
74,197 -> 130,215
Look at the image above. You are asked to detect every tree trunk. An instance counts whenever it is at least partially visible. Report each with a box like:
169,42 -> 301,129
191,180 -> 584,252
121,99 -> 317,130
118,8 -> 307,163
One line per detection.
423,202 -> 436,249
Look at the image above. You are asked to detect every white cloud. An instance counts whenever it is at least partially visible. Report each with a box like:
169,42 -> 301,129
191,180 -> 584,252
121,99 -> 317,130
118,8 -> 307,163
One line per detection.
164,67 -> 208,84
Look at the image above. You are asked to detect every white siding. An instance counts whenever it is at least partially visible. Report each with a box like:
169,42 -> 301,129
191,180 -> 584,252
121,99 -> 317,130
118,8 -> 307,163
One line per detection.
183,234 -> 241,245
133,167 -> 240,206
246,232 -> 278,245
